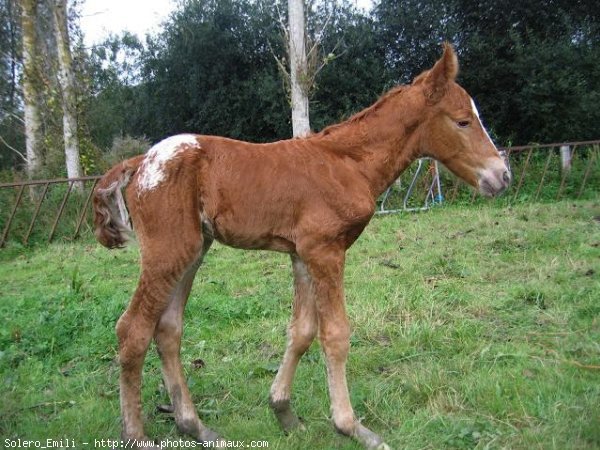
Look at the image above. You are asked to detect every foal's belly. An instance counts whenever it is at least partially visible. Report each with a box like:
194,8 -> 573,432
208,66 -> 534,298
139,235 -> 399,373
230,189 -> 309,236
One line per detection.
207,213 -> 297,254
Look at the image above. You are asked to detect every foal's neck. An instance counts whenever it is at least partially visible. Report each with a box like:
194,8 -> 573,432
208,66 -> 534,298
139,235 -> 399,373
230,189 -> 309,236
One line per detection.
312,85 -> 426,198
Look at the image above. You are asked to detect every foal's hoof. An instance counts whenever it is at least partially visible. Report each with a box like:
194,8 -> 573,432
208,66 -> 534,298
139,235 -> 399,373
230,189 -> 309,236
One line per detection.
186,426 -> 227,448
276,410 -> 306,434
156,403 -> 175,414
355,423 -> 391,450
373,443 -> 391,450
269,398 -> 306,433
196,427 -> 226,448
282,415 -> 307,434
175,416 -> 223,445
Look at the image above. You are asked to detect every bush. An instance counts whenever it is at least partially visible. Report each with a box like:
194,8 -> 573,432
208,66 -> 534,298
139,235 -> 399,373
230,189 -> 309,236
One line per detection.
100,135 -> 151,170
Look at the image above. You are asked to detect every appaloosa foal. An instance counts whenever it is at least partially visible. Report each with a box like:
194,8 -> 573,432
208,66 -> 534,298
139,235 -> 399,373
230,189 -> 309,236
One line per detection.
93,44 -> 510,449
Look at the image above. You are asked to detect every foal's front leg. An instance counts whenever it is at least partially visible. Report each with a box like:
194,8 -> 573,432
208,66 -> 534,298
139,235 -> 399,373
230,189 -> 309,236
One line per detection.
302,246 -> 390,450
269,255 -> 318,432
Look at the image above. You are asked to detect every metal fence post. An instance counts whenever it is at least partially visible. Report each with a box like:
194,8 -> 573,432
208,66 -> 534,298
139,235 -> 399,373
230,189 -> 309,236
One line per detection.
560,145 -> 571,173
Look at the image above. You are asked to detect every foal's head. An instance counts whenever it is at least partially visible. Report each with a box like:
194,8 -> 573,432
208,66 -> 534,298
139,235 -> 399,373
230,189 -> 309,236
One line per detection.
415,44 -> 510,196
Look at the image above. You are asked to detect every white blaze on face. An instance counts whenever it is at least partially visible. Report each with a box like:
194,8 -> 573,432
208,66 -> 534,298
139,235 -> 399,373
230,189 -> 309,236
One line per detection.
470,98 -> 497,151
138,134 -> 198,191
470,98 -> 512,195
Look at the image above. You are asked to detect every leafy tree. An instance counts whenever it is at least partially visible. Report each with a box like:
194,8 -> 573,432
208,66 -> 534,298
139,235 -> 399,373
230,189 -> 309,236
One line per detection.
85,33 -> 147,149
374,0 -> 459,83
455,0 -> 600,143
85,0 -> 389,147
129,0 -> 289,142
310,1 -> 389,130
81,0 -> 600,160
374,0 -> 600,144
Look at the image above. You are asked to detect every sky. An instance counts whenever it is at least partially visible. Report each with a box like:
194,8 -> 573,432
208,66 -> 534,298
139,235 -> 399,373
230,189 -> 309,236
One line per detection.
80,0 -> 177,46
80,0 -> 373,47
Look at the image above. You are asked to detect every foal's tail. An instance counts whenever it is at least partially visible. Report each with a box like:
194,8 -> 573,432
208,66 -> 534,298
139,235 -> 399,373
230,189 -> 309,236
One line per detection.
93,155 -> 144,249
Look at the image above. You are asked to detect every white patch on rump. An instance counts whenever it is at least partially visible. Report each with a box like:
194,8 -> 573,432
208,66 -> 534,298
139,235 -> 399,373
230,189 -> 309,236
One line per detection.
137,134 -> 199,191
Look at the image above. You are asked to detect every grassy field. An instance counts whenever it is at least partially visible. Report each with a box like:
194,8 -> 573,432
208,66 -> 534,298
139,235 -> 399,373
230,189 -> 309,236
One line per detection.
1,200 -> 599,449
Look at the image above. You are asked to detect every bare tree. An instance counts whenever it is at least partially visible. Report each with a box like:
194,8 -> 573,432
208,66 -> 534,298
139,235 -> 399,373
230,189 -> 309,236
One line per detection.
51,0 -> 82,185
20,0 -> 42,178
271,1 -> 341,138
287,0 -> 311,137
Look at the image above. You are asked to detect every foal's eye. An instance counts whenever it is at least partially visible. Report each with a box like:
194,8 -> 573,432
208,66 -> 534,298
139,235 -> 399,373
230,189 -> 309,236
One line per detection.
457,120 -> 471,128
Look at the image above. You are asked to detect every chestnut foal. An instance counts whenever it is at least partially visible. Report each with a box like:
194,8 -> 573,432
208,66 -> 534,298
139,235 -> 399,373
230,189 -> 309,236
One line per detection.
93,44 -> 510,449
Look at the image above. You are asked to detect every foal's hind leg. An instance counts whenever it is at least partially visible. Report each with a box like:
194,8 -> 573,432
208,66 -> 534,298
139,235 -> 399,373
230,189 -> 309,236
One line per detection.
269,255 -> 318,432
153,239 -> 221,443
116,266 -> 179,446
117,233 -> 208,446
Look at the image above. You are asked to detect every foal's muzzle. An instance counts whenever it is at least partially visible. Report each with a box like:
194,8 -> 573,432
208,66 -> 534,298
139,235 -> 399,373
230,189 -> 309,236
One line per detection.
477,156 -> 511,197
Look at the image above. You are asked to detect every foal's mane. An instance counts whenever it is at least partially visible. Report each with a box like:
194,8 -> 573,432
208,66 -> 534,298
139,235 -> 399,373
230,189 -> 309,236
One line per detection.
317,84 -> 409,138
306,84 -> 413,162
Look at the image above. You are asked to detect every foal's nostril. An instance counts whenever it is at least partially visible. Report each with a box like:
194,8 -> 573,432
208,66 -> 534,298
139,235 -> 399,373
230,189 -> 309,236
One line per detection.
502,170 -> 511,184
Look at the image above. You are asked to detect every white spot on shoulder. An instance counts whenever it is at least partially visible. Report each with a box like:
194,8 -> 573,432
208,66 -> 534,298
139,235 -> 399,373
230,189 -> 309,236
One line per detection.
138,134 -> 199,191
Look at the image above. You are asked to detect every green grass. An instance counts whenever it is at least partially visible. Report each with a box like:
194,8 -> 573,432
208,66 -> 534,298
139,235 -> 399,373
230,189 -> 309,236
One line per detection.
1,200 -> 599,449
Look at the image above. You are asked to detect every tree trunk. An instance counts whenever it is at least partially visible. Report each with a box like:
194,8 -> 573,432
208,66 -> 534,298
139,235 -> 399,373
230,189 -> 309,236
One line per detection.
51,0 -> 83,186
20,0 -> 42,179
288,0 -> 310,137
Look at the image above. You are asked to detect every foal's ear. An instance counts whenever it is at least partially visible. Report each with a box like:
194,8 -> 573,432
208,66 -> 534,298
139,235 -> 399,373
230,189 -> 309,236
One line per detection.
423,42 -> 459,104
